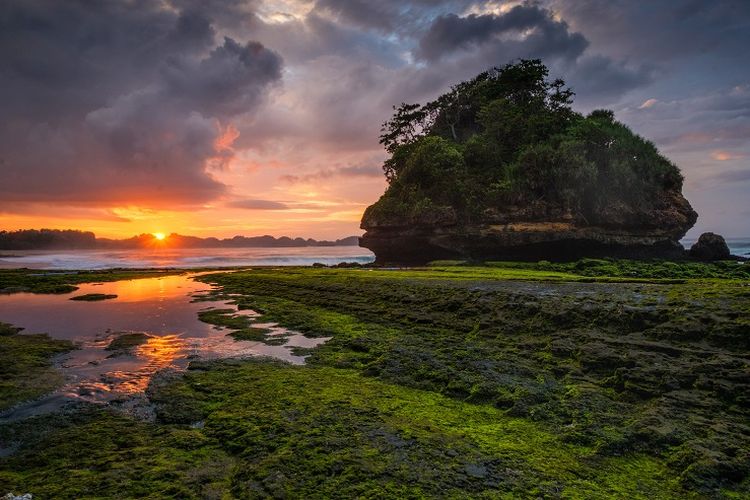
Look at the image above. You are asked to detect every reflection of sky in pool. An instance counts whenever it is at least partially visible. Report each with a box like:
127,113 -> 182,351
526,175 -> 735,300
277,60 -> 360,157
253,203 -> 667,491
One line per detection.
0,273 -> 328,420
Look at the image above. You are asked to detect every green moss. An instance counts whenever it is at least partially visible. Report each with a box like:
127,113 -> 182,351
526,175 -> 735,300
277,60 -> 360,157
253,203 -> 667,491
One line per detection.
105,332 -> 151,352
0,407 -> 235,499
486,258 -> 750,280
227,326 -> 273,341
0,269 -> 184,295
198,307 -> 282,344
0,360 -> 698,498
2,262 -> 747,497
194,265 -> 750,495
70,293 -> 118,301
197,308 -> 252,330
0,322 -> 74,410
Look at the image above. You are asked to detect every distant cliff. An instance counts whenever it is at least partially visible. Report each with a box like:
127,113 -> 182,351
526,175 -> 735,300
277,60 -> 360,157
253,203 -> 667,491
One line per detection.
360,60 -> 696,263
0,229 -> 359,250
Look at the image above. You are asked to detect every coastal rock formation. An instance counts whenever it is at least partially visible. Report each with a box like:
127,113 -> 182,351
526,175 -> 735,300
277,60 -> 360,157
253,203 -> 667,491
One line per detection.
360,60 -> 697,263
361,192 -> 697,263
689,232 -> 731,261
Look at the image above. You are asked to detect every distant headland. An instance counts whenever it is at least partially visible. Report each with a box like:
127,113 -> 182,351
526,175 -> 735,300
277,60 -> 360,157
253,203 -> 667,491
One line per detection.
0,229 -> 359,250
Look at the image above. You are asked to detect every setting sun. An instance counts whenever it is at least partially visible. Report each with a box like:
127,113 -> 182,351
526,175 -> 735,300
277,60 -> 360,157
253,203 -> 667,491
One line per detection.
153,232 -> 166,241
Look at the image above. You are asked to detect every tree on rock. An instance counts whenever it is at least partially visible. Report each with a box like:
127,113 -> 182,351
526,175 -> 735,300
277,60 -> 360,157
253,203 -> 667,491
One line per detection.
361,59 -> 697,263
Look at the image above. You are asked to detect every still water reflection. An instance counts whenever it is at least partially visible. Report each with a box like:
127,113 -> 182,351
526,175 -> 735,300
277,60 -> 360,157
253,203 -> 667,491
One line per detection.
0,273 -> 328,419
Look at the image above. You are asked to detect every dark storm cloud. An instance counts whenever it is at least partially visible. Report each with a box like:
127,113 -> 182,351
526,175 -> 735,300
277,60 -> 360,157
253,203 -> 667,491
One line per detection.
0,1 -> 213,120
408,4 -> 652,104
161,37 -> 282,116
2,0 -> 748,233
234,1 -> 652,160
0,0 -> 281,206
417,5 -> 587,62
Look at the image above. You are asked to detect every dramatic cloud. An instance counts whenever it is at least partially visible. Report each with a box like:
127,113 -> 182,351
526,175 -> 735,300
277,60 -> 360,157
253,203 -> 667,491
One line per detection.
417,5 -> 587,62
0,0 -> 748,238
0,0 -> 281,207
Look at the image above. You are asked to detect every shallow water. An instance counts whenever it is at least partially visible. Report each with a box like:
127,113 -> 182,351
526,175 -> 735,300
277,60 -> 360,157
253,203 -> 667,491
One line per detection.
0,273 -> 328,420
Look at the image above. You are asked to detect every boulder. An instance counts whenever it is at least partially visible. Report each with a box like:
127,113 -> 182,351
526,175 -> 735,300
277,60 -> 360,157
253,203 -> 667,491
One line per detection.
689,232 -> 731,261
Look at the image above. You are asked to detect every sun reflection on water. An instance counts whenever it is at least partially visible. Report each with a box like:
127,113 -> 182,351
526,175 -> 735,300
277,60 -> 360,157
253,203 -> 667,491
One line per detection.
0,273 -> 332,421
94,274 -> 192,303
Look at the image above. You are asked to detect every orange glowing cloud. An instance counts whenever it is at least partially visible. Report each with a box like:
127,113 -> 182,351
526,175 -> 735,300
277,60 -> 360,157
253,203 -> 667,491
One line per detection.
214,123 -> 240,152
711,151 -> 746,161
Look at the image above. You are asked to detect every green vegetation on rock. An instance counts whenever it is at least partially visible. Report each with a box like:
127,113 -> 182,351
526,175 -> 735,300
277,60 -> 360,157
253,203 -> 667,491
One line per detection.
105,332 -> 152,352
361,60 -> 697,264
0,322 -> 73,411
369,59 -> 686,225
197,308 -> 275,342
1,262 -> 748,497
0,269 -> 183,294
0,406 -> 235,498
193,265 -> 750,495
70,293 -> 118,301
1,360 -> 694,498
483,258 -> 750,280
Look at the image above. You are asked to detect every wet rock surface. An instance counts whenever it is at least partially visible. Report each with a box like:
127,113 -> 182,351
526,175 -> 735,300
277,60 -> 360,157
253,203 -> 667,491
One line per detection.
689,232 -> 732,261
1,265 -> 748,497
105,332 -> 152,352
195,267 -> 750,495
361,191 -> 697,263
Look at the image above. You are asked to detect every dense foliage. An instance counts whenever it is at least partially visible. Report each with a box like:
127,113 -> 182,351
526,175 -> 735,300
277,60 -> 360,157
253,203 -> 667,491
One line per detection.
370,60 -> 683,223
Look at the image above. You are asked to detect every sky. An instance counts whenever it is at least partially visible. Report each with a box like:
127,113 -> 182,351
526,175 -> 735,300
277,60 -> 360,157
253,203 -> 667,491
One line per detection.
1,0 -> 748,239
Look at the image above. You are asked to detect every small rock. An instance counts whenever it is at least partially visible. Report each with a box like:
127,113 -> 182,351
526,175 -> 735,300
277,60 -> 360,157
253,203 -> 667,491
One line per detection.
689,232 -> 731,261
464,463 -> 488,479
3,493 -> 33,500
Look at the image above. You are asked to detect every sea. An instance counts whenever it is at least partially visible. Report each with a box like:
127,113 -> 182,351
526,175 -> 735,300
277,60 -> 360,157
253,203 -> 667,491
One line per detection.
0,246 -> 375,270
0,239 -> 747,270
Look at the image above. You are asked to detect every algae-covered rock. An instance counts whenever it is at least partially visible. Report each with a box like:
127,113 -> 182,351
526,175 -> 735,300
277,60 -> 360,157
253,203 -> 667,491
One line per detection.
70,293 -> 117,301
0,322 -> 73,410
106,332 -> 151,352
360,60 -> 697,263
689,232 -> 731,261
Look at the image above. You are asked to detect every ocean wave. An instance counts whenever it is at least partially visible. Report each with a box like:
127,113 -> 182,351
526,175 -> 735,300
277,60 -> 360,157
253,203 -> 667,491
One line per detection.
0,247 -> 375,270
